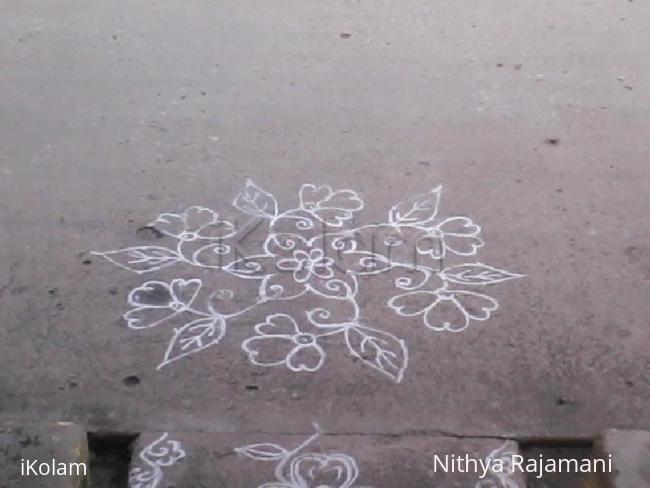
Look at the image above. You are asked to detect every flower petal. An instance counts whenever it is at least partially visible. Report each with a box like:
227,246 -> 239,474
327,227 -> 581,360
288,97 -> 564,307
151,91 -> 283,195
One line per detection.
293,264 -> 312,283
276,258 -> 301,271
416,232 -> 445,259
184,206 -> 217,232
436,216 -> 481,236
128,281 -> 172,307
308,248 -> 324,261
450,290 -> 499,321
124,307 -> 175,329
196,221 -> 236,239
423,296 -> 469,332
311,263 -> 335,280
387,290 -> 437,316
170,279 -> 202,307
242,335 -> 295,367
443,234 -> 484,256
299,183 -> 331,209
321,188 -> 364,212
286,343 -> 325,372
299,184 -> 364,227
254,314 -> 300,336
150,213 -> 185,238
289,453 -> 359,488
436,217 -> 483,256
310,208 -> 354,227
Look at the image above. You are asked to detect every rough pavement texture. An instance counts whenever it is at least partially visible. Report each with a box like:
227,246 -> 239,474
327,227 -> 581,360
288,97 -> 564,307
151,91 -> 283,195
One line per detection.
1,0 -> 649,441
0,422 -> 89,487
129,432 -> 524,487
596,429 -> 650,488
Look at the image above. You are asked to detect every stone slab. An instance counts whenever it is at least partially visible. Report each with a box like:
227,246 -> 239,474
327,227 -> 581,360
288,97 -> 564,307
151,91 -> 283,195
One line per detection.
129,432 -> 525,487
596,429 -> 650,488
0,422 -> 89,488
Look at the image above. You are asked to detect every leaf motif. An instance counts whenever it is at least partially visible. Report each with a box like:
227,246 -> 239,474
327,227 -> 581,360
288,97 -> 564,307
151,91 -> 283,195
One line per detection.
345,325 -> 408,383
233,178 -> 278,219
388,186 -> 442,226
234,443 -> 288,461
441,263 -> 525,285
158,317 -> 226,369
91,247 -> 179,274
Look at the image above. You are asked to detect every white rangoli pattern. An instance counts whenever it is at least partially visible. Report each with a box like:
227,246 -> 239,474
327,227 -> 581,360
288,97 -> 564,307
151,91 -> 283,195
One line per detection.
129,432 -> 186,488
93,179 -> 523,382
236,431 -> 521,488
127,429 -> 520,487
235,427 -> 372,488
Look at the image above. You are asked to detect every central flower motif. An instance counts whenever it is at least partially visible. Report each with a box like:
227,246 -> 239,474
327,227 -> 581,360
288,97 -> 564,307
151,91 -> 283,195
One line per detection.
277,248 -> 335,283
224,233 -> 359,301
261,234 -> 355,300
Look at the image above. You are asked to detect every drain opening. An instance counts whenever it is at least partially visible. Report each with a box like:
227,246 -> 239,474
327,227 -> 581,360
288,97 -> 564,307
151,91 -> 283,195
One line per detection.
88,432 -> 139,488
520,440 -> 599,488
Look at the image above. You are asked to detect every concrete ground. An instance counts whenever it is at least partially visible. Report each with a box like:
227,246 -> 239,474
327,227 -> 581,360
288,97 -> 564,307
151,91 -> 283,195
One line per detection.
1,0 -> 649,461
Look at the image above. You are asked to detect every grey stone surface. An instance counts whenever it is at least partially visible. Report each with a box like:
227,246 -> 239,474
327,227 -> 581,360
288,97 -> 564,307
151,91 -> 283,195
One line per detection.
0,422 -> 89,488
1,0 -> 649,440
129,432 -> 525,487
597,429 -> 650,488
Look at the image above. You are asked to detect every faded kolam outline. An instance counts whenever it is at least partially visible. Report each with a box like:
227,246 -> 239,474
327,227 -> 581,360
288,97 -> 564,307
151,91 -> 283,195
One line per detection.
236,428 -> 522,488
474,441 -> 523,488
128,432 -> 186,488
235,424 -> 373,488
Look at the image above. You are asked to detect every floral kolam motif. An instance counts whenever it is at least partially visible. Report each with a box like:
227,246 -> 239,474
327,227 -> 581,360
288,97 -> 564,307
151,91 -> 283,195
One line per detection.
93,180 -> 523,382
